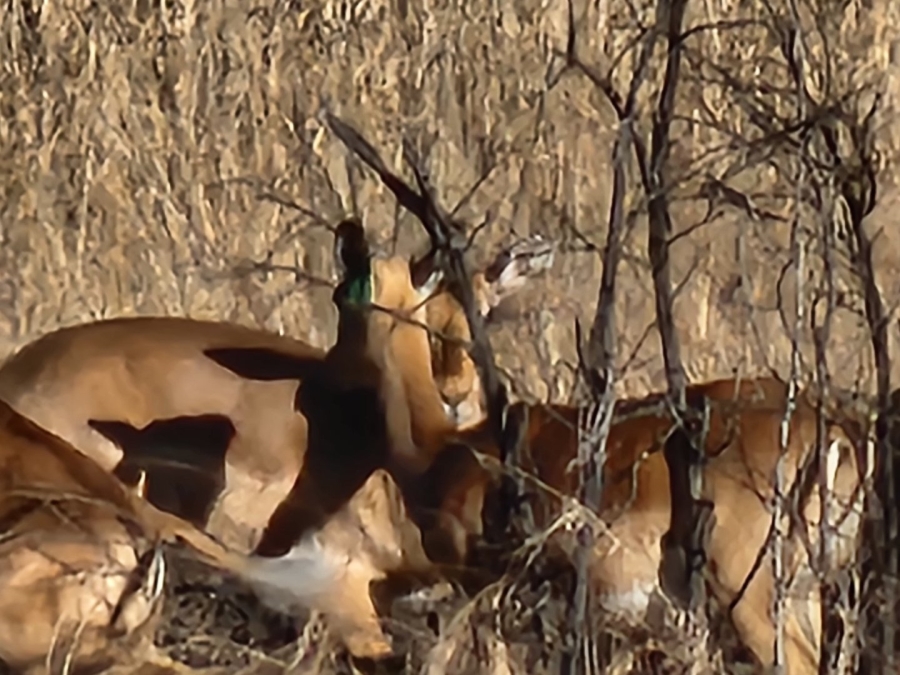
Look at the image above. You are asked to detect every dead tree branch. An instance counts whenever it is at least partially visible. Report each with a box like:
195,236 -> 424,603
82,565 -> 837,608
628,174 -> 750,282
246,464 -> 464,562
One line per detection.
321,110 -> 512,471
639,0 -> 717,619
561,0 -> 714,628
554,0 -> 719,666
771,3 -> 818,669
568,0 -> 719,618
558,0 -> 633,669
825,94 -> 893,671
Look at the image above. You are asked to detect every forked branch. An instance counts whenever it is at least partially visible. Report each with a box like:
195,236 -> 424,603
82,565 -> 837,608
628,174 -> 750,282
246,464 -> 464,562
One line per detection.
643,0 -> 716,616
560,0 -> 712,622
321,110 -> 513,465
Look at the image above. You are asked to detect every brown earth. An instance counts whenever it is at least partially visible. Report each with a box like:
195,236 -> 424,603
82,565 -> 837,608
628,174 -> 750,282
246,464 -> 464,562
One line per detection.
2,0 -> 900,672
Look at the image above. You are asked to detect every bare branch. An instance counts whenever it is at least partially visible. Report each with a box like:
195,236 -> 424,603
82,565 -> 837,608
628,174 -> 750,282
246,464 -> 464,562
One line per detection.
320,108 -> 514,495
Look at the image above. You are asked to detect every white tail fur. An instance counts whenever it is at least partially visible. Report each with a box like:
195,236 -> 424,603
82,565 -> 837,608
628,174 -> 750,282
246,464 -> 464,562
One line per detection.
240,533 -> 349,615
240,530 -> 397,659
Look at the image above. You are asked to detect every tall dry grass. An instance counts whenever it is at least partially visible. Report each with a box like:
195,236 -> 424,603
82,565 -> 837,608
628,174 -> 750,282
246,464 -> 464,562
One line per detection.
5,0 -> 897,397
2,0 -> 900,672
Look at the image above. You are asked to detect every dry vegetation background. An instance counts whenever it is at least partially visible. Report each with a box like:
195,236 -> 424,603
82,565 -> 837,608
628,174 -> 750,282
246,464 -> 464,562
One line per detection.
3,0 -> 900,672
2,0 -> 899,400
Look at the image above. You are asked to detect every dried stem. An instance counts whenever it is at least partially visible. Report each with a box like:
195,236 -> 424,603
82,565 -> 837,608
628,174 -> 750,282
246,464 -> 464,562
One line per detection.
771,1 -> 816,668
563,0 -> 714,650
830,96 -> 893,671
558,0 -> 632,669
642,0 -> 717,622
775,207 -> 805,673
321,110 -> 513,470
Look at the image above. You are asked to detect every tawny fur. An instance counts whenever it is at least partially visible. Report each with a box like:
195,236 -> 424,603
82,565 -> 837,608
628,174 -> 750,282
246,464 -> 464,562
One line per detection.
0,398 -> 441,666
0,398 -> 196,674
0,233 -> 549,553
244,468 -> 437,659
0,256 -> 441,553
368,265 -> 866,674
422,235 -> 555,430
0,251 -> 457,663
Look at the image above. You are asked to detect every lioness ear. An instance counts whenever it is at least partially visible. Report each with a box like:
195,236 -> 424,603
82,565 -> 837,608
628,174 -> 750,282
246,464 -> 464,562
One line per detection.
408,248 -> 444,306
333,217 -> 370,279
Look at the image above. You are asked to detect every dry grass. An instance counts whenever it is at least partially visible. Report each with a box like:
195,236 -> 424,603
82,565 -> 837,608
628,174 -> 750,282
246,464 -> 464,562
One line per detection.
3,0 -> 896,399
3,0 -> 900,672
